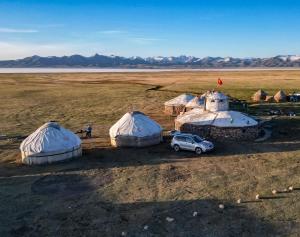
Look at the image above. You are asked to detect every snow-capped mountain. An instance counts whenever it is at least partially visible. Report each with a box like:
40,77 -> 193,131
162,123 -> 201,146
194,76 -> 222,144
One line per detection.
0,54 -> 300,68
277,55 -> 300,62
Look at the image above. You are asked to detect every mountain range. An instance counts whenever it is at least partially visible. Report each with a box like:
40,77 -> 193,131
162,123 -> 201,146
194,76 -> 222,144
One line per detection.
0,54 -> 300,68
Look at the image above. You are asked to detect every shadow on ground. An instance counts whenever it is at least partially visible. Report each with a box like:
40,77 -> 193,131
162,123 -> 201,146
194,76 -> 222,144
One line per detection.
0,173 -> 282,237
77,136 -> 300,170
1,134 -> 300,177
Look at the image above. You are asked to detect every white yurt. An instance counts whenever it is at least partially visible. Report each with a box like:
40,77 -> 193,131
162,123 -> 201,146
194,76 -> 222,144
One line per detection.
109,111 -> 163,147
164,93 -> 195,116
20,122 -> 82,165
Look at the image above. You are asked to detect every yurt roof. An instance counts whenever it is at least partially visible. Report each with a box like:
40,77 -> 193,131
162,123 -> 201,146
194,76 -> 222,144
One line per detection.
253,89 -> 267,97
109,111 -> 162,138
207,92 -> 228,100
164,93 -> 195,106
185,96 -> 205,108
20,122 -> 81,155
176,109 -> 258,127
265,95 -> 274,101
274,90 -> 286,98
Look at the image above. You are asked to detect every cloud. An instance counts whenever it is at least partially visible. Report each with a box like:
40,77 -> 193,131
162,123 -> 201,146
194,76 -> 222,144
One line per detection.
39,24 -> 65,28
98,30 -> 126,35
0,40 -> 113,60
0,41 -> 79,59
129,37 -> 163,45
25,23 -> 65,29
0,28 -> 38,33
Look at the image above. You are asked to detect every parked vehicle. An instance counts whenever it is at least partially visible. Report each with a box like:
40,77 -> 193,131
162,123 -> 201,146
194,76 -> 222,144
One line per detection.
169,130 -> 181,137
288,93 -> 300,102
171,133 -> 214,154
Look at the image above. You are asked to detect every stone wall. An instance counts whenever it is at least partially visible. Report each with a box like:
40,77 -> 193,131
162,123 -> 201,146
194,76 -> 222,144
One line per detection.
175,121 -> 260,141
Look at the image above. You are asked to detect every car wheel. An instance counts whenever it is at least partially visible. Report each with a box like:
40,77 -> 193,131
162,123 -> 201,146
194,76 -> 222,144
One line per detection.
174,144 -> 180,152
195,147 -> 202,155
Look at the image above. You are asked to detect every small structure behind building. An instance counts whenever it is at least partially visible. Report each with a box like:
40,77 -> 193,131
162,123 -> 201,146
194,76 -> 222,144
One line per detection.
164,93 -> 195,116
288,93 -> 300,102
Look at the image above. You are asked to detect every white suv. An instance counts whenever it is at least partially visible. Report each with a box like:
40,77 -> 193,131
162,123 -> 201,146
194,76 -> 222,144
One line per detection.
171,133 -> 214,155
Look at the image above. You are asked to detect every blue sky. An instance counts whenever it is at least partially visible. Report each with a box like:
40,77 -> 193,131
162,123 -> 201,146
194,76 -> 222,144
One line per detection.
0,0 -> 300,59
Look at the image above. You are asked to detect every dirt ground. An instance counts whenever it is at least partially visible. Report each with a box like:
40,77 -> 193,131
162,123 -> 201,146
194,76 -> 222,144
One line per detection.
0,71 -> 300,237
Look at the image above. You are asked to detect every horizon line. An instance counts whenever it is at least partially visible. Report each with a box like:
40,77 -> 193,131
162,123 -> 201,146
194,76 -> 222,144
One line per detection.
1,53 -> 300,61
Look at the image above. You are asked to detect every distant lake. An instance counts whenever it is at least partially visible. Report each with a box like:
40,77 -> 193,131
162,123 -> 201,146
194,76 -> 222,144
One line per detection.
0,68 -> 299,73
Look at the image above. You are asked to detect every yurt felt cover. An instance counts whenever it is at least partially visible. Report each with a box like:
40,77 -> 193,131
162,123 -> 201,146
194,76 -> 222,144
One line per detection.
265,95 -> 274,102
109,111 -> 162,138
274,90 -> 287,102
252,89 -> 267,101
20,122 -> 81,158
164,94 -> 195,106
176,109 -> 258,128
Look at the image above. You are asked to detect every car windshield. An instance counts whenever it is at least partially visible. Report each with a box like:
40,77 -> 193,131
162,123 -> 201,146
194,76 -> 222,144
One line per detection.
193,135 -> 203,143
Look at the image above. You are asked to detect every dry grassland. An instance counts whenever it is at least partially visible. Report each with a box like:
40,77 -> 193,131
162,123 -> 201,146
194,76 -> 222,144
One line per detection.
0,71 -> 300,236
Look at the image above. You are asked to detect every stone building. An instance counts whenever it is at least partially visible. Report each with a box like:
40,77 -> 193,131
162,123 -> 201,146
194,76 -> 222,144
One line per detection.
175,92 -> 260,141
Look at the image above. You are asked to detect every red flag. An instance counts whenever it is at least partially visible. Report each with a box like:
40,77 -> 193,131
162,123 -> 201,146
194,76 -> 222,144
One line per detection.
217,78 -> 223,86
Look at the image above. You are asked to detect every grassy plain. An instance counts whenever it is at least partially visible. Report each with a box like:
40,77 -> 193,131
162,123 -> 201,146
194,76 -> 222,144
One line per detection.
0,70 -> 300,236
